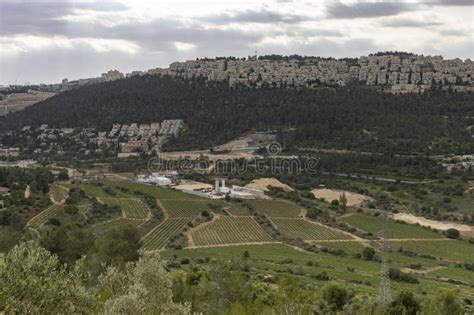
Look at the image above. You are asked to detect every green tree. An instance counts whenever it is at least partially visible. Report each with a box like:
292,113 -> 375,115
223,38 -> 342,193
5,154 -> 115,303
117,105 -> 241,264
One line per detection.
362,247 -> 376,260
339,193 -> 348,211
422,291 -> 463,315
98,251 -> 189,314
388,290 -> 420,315
0,241 -> 91,313
322,284 -> 349,311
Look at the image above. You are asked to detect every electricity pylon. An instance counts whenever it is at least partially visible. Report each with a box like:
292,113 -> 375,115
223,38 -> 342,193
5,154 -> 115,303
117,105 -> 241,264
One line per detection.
379,211 -> 392,305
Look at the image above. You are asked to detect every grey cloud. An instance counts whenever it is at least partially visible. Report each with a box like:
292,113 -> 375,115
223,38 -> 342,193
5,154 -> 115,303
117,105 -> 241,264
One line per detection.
424,0 -> 473,6
0,1 -> 127,36
326,1 -> 416,19
201,8 -> 314,24
382,17 -> 442,27
256,38 -> 377,58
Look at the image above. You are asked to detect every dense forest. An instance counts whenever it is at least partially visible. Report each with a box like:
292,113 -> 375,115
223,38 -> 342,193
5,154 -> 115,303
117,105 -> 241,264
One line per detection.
1,76 -> 473,154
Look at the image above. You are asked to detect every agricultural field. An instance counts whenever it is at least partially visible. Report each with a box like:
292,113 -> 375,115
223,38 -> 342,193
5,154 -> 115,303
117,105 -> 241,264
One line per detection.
339,213 -> 442,239
49,184 -> 69,203
247,200 -> 300,217
64,183 -> 130,198
192,217 -> 273,245
101,198 -> 150,220
271,218 -> 352,241
429,266 -> 474,285
112,181 -> 202,200
224,202 -> 253,216
94,218 -> 145,235
27,204 -> 63,229
162,243 -> 474,301
389,240 -> 474,263
312,241 -> 368,255
142,218 -> 191,251
161,200 -> 211,218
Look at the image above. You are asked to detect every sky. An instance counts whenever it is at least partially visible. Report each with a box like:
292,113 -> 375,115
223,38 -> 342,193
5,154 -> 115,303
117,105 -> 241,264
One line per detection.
0,0 -> 473,85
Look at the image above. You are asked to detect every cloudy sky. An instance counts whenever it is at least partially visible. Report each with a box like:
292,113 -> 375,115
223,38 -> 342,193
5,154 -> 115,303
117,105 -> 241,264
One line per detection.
0,0 -> 473,85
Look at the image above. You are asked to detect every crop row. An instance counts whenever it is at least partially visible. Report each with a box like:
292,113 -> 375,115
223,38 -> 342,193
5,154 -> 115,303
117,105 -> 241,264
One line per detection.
28,205 -> 64,229
161,200 -> 211,217
142,218 -> 191,250
95,218 -> 144,235
50,184 -> 69,203
192,217 -> 273,245
271,218 -> 351,240
101,198 -> 149,220
247,200 -> 300,217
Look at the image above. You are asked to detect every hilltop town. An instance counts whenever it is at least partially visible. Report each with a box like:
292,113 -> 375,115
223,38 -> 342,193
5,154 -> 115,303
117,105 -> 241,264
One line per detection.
147,53 -> 474,93
2,53 -> 472,104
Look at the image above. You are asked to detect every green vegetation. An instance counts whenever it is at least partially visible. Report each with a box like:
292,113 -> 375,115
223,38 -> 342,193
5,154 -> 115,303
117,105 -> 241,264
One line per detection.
27,204 -> 64,229
161,199 -> 211,218
101,198 -> 149,220
339,213 -> 442,239
272,218 -> 351,240
247,199 -> 301,217
192,217 -> 273,245
142,218 -> 191,251
4,77 -> 474,156
390,240 -> 474,263
49,184 -> 69,203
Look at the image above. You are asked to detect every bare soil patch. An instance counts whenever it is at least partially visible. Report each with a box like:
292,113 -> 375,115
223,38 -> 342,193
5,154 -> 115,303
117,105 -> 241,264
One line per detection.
394,213 -> 474,237
312,188 -> 372,207
174,182 -> 213,191
246,178 -> 294,192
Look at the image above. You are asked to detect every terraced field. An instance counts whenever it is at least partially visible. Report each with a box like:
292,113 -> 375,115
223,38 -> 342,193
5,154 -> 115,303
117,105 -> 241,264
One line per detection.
95,218 -> 145,235
192,217 -> 273,245
339,213 -> 442,239
101,198 -> 150,220
247,200 -> 300,217
113,181 -> 202,200
272,218 -> 351,240
27,204 -> 63,229
224,202 -> 252,216
390,240 -> 474,263
161,200 -> 211,218
50,184 -> 69,203
142,218 -> 191,250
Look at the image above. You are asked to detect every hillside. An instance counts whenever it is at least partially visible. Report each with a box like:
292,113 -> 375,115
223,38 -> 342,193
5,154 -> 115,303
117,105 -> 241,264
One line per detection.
1,76 -> 474,154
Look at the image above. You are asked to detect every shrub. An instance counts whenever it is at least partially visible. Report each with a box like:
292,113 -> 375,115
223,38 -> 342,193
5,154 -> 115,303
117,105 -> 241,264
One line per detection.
445,228 -> 460,239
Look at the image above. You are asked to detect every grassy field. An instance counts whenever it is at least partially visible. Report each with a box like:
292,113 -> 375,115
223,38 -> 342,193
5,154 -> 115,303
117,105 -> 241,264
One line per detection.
312,241 -> 368,255
161,200 -> 212,218
390,240 -> 474,263
339,213 -> 442,239
142,218 -> 191,250
162,243 -> 474,301
247,200 -> 300,217
192,217 -> 273,245
101,198 -> 150,220
49,184 -> 69,203
272,218 -> 352,240
27,205 -> 63,229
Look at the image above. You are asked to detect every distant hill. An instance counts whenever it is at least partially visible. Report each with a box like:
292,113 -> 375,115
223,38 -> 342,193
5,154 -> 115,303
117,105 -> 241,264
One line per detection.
1,75 -> 473,154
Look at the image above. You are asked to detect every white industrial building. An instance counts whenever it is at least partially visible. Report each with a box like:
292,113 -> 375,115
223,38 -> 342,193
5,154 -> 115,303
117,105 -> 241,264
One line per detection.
180,178 -> 265,200
136,173 -> 172,186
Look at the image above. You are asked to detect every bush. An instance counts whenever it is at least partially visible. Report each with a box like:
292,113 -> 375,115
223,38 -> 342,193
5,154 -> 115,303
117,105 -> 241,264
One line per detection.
445,228 -> 460,239
361,247 -> 375,260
